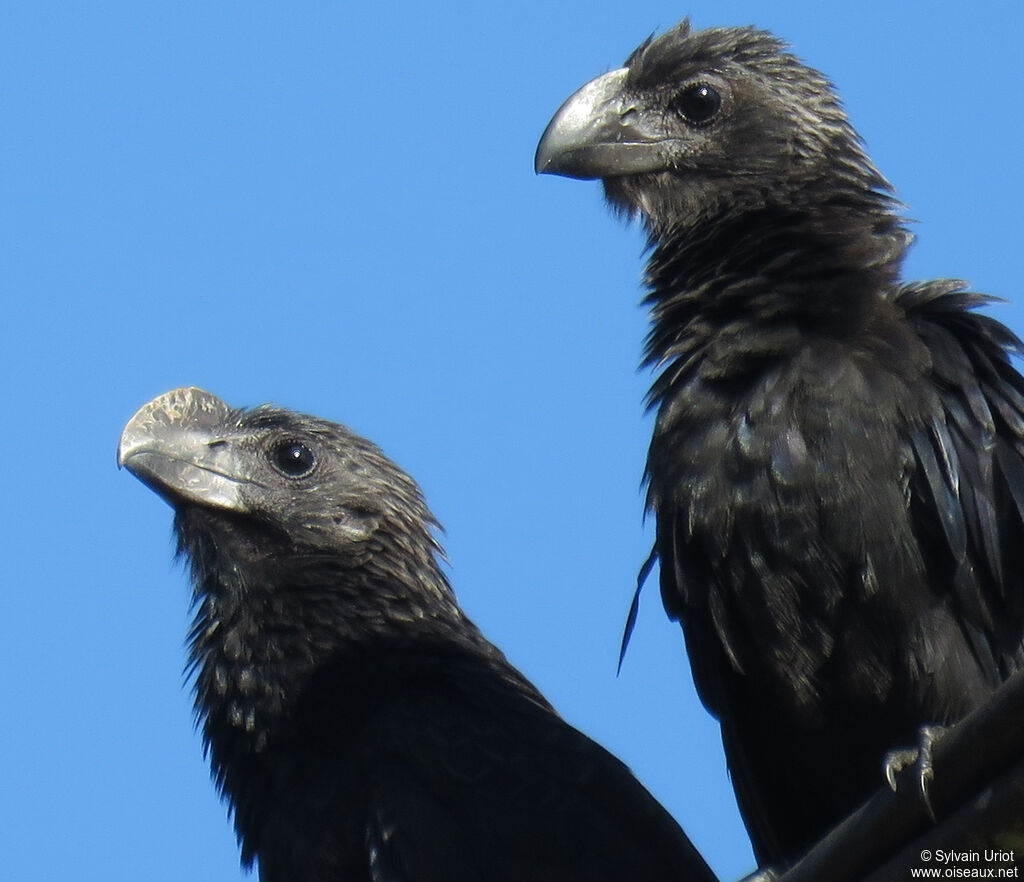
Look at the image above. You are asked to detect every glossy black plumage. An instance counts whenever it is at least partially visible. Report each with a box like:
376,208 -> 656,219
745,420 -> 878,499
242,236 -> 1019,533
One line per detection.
537,20 -> 1024,867
118,387 -> 715,882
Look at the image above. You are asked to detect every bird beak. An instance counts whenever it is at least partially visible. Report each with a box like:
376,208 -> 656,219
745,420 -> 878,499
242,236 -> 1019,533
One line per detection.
118,387 -> 249,511
535,67 -> 674,179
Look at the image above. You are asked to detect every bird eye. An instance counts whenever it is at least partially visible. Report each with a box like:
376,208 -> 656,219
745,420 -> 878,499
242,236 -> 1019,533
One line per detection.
271,440 -> 316,477
674,83 -> 721,125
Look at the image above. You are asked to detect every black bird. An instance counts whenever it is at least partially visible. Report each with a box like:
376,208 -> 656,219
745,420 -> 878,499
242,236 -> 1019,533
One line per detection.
536,20 -> 1024,868
118,387 -> 716,882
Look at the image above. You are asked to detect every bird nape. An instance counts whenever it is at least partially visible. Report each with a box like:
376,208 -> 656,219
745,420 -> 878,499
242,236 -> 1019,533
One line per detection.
118,387 -> 716,882
537,18 -> 1024,870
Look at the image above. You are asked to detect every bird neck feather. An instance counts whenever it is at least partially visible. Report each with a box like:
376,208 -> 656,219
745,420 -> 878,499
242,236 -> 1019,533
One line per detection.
172,505 -> 476,851
640,194 -> 910,405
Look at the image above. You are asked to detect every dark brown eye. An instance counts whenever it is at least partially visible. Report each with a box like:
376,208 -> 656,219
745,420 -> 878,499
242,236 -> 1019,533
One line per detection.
675,83 -> 721,124
271,440 -> 316,477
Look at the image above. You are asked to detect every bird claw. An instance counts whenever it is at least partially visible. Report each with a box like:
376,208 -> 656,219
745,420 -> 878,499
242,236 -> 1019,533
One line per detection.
882,725 -> 946,821
883,746 -> 916,792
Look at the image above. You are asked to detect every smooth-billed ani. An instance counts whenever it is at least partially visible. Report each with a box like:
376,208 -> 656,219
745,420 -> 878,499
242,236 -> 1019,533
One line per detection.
536,19 -> 1024,867
118,387 -> 716,882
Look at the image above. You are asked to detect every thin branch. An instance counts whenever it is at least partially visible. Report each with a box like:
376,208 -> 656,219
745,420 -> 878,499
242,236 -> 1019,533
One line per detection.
765,668 -> 1024,881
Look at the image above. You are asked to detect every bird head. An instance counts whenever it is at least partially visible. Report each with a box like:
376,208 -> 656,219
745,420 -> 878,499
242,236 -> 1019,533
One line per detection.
535,20 -> 891,236
118,387 -> 438,558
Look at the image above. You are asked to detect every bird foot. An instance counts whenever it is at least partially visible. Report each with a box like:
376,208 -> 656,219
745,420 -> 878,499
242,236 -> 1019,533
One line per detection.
883,724 -> 947,821
738,869 -> 777,882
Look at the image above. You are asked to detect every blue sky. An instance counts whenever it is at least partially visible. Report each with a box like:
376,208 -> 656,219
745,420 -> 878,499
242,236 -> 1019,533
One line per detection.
3,3 -> 1022,880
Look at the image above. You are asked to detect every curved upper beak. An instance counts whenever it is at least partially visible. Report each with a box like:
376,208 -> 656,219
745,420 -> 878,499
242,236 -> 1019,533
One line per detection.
535,67 -> 675,180
118,387 -> 248,511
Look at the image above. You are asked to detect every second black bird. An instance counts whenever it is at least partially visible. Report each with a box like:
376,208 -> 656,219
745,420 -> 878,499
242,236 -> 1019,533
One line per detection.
118,387 -> 715,882
537,19 -> 1024,868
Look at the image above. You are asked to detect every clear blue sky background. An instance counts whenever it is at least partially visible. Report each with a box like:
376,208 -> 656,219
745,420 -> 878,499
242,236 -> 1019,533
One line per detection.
3,3 -> 1022,880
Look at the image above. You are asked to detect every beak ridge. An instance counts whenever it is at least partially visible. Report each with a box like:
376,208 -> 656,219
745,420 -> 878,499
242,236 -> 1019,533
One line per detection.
118,387 -> 246,512
535,67 -> 675,180
535,68 -> 631,179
